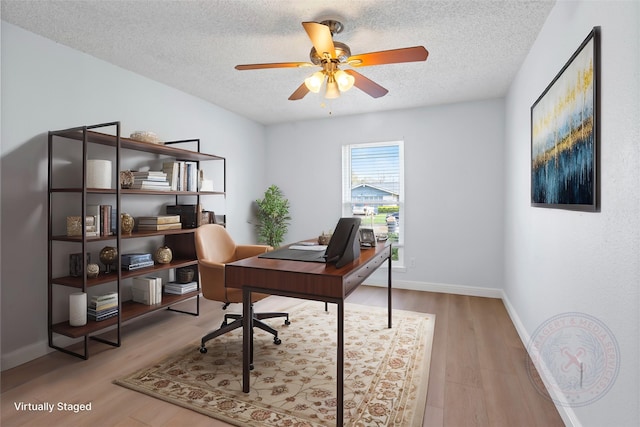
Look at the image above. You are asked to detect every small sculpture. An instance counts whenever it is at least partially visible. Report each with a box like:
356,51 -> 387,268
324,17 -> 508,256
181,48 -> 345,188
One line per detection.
86,263 -> 100,279
120,213 -> 134,235
155,246 -> 172,264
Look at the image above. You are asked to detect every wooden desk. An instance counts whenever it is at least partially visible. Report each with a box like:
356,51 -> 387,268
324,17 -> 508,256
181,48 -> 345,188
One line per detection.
225,241 -> 392,426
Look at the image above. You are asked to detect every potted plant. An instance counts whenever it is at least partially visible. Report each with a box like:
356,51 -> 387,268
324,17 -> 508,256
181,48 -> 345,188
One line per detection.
255,185 -> 291,248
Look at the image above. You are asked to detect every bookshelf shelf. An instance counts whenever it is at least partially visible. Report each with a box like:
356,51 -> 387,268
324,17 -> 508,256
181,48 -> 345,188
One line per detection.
47,121 -> 225,359
51,290 -> 200,338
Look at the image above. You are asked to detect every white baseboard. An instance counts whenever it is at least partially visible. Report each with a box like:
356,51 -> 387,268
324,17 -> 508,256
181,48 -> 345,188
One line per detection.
364,278 -> 503,299
1,339 -> 52,371
365,280 -> 581,427
501,292 -> 582,427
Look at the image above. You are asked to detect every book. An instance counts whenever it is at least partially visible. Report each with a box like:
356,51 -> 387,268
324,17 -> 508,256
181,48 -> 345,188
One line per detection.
88,309 -> 117,320
122,260 -> 155,271
88,308 -> 118,321
121,253 -> 153,265
88,301 -> 118,310
100,205 -> 112,236
137,223 -> 182,231
129,182 -> 171,191
132,276 -> 162,304
137,215 -> 181,225
132,171 -> 167,179
162,162 -> 180,191
91,292 -> 118,302
132,277 -> 154,305
164,281 -> 198,295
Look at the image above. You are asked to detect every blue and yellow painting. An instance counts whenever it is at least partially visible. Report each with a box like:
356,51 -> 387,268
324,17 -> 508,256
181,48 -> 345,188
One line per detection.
531,35 -> 595,207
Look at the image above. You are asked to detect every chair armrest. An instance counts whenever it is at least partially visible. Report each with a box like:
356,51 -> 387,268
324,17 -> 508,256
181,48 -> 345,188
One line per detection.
198,259 -> 225,271
235,244 -> 273,260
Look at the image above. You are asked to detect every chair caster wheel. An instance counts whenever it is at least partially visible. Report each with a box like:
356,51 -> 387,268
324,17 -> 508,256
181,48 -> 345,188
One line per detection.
284,319 -> 291,326
273,337 -> 282,345
249,364 -> 254,370
199,346 -> 207,354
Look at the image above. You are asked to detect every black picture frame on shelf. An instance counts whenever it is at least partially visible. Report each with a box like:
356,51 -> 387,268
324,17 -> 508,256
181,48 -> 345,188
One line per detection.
531,26 -> 600,212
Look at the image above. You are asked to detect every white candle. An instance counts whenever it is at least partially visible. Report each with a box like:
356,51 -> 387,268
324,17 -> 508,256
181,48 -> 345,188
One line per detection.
69,292 -> 87,326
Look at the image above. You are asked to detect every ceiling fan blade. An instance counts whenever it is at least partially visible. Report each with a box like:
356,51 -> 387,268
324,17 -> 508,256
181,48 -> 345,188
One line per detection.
302,21 -> 335,59
344,69 -> 388,98
235,62 -> 312,70
288,82 -> 310,100
348,46 -> 428,67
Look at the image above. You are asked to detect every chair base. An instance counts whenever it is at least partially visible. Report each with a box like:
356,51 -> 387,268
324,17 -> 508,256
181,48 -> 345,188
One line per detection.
198,305 -> 290,367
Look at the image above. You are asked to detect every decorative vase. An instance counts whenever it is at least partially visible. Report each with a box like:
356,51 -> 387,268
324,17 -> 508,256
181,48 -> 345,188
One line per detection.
155,246 -> 172,264
99,246 -> 118,273
86,263 -> 100,278
120,213 -> 134,235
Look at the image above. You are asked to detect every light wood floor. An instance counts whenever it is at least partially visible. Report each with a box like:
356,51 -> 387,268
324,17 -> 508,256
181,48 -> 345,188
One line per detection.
1,286 -> 564,426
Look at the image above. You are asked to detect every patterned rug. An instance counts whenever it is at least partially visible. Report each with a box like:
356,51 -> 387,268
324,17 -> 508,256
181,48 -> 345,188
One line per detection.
115,301 -> 435,426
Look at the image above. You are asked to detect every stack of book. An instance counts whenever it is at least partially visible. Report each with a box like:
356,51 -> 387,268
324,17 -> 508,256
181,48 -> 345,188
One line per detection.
121,253 -> 154,271
86,204 -> 116,236
130,171 -> 170,191
88,292 -> 118,321
136,215 -> 182,231
162,161 -> 198,191
132,276 -> 162,305
164,281 -> 198,295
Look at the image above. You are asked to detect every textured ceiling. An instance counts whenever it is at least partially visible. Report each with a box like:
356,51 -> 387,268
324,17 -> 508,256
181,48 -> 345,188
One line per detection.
1,0 -> 555,125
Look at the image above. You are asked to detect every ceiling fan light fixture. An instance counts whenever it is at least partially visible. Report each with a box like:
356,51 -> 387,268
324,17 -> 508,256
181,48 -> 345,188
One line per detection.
334,69 -> 355,92
325,77 -> 340,99
304,71 -> 325,93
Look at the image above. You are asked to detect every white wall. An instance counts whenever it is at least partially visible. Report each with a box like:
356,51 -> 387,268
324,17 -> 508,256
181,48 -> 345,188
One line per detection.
0,22 -> 267,369
504,1 -> 640,426
265,100 -> 505,293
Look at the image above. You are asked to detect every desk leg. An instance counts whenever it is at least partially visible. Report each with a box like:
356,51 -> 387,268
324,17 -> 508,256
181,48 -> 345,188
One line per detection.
337,300 -> 344,426
242,289 -> 251,393
388,251 -> 392,329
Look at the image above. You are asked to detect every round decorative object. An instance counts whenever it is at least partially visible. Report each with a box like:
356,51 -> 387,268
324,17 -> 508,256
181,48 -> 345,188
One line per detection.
86,263 -> 100,279
177,268 -> 194,284
99,246 -> 118,273
155,246 -> 172,264
120,170 -> 134,189
130,131 -> 162,144
120,213 -> 135,235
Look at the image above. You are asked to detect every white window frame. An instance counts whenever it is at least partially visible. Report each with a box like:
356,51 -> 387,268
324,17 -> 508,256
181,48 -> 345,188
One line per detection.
342,140 -> 404,267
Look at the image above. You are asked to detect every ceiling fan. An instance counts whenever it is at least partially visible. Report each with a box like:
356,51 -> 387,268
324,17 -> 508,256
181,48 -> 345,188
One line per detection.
235,20 -> 429,101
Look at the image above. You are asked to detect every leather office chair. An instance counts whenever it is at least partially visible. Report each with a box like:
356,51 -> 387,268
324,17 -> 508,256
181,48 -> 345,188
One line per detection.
194,224 -> 290,356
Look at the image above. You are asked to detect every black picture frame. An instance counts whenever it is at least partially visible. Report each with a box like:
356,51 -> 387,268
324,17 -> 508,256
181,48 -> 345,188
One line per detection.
531,26 -> 600,211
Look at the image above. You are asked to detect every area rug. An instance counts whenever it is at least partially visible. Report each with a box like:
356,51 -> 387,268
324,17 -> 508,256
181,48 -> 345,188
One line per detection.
115,301 -> 435,426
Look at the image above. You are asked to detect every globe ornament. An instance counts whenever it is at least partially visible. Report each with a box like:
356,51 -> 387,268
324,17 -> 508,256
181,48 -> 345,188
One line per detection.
99,246 -> 118,273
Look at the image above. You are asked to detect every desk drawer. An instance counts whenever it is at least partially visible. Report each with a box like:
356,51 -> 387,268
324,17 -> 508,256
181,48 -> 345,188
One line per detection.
343,246 -> 390,294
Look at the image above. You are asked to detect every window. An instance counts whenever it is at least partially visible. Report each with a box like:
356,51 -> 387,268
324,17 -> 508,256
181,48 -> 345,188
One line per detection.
342,141 -> 404,264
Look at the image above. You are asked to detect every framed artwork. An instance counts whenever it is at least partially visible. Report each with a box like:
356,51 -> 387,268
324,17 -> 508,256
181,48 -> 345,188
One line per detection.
531,27 -> 600,211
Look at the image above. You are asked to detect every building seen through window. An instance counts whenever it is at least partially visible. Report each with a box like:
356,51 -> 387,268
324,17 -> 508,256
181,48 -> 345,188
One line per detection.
342,141 -> 404,263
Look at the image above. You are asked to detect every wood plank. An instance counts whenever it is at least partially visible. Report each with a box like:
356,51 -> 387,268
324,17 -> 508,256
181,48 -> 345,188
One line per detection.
0,287 -> 564,426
